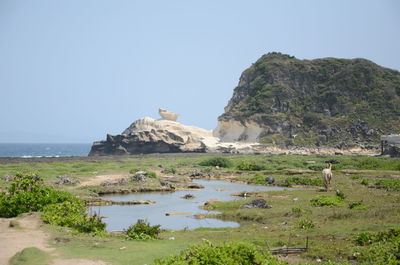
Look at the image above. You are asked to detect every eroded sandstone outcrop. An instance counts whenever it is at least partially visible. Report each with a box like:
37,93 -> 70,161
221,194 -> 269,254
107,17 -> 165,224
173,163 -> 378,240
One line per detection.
89,117 -> 216,155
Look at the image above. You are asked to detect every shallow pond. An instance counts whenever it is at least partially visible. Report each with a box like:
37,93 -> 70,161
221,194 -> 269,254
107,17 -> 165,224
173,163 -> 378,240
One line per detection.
90,179 -> 289,231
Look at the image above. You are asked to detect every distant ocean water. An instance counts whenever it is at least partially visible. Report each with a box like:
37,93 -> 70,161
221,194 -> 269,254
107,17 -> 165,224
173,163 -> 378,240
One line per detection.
0,143 -> 92,157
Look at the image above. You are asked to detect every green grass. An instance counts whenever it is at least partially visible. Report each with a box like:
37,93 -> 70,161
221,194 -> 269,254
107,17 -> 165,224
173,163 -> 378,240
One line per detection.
1,154 -> 399,264
9,247 -> 52,265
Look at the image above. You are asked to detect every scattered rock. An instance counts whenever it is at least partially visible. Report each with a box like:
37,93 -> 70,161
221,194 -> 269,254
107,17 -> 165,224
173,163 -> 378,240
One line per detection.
131,171 -> 147,181
54,175 -> 80,185
189,169 -> 202,177
204,199 -> 221,206
185,183 -> 204,189
241,199 -> 271,209
118,178 -> 128,185
2,175 -> 13,181
181,194 -> 196,199
265,176 -> 275,184
54,237 -> 70,243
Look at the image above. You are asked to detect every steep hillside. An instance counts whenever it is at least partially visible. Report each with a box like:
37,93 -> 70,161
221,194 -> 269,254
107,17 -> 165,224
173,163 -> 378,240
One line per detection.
215,52 -> 400,148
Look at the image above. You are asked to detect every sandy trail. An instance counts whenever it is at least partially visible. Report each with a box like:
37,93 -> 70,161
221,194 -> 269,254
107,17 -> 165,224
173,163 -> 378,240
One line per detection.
0,213 -> 109,265
78,174 -> 129,187
0,213 -> 54,264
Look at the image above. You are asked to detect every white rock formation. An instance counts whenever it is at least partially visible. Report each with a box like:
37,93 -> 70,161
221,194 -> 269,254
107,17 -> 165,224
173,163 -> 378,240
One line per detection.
213,120 -> 264,142
159,108 -> 179,121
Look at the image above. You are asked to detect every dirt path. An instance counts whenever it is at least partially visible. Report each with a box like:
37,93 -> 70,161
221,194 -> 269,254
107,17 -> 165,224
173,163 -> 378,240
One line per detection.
78,174 -> 129,187
0,213 -> 54,264
0,213 -> 108,265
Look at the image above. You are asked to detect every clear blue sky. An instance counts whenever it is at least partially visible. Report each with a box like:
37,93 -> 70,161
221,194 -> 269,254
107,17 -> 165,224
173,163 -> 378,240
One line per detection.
0,0 -> 399,143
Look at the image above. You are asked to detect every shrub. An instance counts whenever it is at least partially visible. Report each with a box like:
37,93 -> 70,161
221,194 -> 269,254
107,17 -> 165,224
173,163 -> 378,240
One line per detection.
0,173 -> 78,218
360,179 -> 369,186
352,228 -> 400,264
297,218 -> 315,230
335,189 -> 346,200
41,201 -> 105,233
290,207 -> 303,217
349,200 -> 367,210
0,173 -> 106,233
199,157 -> 232,168
125,219 -> 161,240
308,165 -> 325,171
374,179 -> 400,191
310,195 -> 345,207
236,161 -> 265,171
162,167 -> 177,174
353,228 -> 400,246
146,171 -> 157,178
282,176 -> 323,187
250,173 -> 266,184
154,241 -> 286,265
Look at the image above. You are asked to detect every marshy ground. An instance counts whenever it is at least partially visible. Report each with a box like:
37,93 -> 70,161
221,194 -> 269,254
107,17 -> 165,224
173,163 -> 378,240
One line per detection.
0,154 -> 399,265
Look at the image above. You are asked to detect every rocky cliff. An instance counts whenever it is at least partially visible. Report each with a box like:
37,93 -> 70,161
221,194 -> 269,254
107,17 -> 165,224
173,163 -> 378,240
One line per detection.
214,52 -> 400,148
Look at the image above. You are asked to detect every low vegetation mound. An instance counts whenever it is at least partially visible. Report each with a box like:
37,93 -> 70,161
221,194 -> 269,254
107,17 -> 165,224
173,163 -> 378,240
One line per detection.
125,219 -> 161,240
352,228 -> 400,264
236,161 -> 265,171
310,195 -> 345,207
0,173 -> 105,233
154,241 -> 286,265
199,157 -> 233,168
282,176 -> 323,187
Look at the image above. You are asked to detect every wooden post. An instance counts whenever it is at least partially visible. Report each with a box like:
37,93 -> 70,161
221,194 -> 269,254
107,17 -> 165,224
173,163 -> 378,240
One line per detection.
306,236 -> 309,251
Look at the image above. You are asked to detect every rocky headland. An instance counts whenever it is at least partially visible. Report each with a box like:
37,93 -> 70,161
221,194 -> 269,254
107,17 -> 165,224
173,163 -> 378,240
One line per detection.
89,53 -> 400,156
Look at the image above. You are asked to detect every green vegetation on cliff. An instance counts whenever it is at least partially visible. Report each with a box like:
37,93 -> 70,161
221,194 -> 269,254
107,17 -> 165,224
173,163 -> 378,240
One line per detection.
220,52 -> 400,147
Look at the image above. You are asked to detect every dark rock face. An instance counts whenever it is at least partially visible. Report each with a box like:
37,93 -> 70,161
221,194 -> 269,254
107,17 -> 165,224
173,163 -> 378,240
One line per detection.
381,135 -> 400,157
89,133 -> 187,156
217,52 -> 400,148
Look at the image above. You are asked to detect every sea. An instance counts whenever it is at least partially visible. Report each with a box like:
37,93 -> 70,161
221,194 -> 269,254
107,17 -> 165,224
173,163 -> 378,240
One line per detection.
0,143 -> 92,157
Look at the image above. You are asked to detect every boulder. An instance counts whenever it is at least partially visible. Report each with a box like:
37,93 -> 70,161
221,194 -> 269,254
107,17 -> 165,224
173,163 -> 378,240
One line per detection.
241,199 -> 271,209
159,108 -> 179,121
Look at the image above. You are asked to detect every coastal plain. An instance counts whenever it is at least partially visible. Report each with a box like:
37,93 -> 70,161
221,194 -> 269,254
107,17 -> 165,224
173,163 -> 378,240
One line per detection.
0,153 -> 399,265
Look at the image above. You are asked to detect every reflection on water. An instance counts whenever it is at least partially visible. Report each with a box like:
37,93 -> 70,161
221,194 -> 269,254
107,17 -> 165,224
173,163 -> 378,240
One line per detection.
90,179 -> 288,231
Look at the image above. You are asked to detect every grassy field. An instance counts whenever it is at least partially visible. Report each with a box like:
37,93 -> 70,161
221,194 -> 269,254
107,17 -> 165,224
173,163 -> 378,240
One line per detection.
2,154 -> 400,264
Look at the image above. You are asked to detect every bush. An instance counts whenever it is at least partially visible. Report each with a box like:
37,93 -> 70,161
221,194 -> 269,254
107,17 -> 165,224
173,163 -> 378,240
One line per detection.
374,179 -> 400,191
199,157 -> 233,168
236,161 -> 265,171
349,200 -> 367,210
154,241 -> 286,265
146,171 -> 157,178
297,218 -> 315,230
282,176 -> 323,187
310,195 -> 345,207
352,228 -> 400,264
0,173 -> 78,218
250,173 -> 266,184
41,201 -> 105,233
361,179 -> 369,186
308,165 -> 325,171
353,228 -> 400,246
125,219 -> 161,240
0,173 -> 106,233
